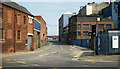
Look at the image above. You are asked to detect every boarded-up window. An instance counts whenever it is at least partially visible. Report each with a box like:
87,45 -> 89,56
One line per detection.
7,10 -> 12,23
7,29 -> 12,39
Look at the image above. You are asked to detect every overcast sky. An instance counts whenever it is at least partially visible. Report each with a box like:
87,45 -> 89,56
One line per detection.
10,0 -> 110,35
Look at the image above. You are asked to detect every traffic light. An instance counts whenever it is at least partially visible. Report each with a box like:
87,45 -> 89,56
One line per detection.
92,25 -> 96,36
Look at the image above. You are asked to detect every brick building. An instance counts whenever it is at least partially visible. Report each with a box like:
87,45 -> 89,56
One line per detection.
33,17 -> 41,49
68,15 -> 114,48
35,16 -> 47,47
0,2 -> 34,53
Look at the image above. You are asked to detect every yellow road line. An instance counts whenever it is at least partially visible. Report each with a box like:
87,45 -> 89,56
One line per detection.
17,61 -> 26,64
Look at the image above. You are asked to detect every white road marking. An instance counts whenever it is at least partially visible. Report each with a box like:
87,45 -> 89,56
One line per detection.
60,46 -> 63,50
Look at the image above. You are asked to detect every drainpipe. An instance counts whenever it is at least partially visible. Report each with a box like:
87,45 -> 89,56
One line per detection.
14,10 -> 16,53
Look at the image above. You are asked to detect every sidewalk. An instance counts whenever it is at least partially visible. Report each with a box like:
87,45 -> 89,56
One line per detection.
79,55 -> 120,63
2,43 -> 51,57
73,46 -> 120,63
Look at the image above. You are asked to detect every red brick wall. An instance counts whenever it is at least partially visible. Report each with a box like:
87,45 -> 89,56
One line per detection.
68,21 -> 114,45
1,5 -> 32,53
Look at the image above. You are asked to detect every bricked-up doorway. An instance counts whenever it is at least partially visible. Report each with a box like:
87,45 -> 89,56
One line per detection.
28,36 -> 32,51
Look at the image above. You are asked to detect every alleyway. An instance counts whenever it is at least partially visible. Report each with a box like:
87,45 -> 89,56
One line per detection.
2,40 -> 119,68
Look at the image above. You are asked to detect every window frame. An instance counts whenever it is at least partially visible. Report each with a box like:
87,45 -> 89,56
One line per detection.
24,16 -> 26,24
78,24 -> 81,29
83,24 -> 89,29
83,31 -> 88,36
106,24 -> 112,29
0,28 -> 3,40
78,31 -> 81,36
17,30 -> 21,41
98,24 -> 104,29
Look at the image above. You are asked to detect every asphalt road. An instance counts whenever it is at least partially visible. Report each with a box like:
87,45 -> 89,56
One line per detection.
2,40 -> 119,68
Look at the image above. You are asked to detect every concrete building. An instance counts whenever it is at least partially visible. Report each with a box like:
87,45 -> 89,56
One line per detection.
68,15 -> 114,48
78,2 -> 109,16
102,1 -> 120,29
59,12 -> 73,42
62,26 -> 69,44
0,1 -> 34,53
33,17 -> 41,50
35,16 -> 47,47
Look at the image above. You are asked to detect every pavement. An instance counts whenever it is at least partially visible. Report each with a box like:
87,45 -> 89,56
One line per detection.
2,43 -> 51,58
1,40 -> 120,68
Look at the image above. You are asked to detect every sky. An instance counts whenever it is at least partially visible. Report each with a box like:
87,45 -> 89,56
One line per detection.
10,0 -> 110,35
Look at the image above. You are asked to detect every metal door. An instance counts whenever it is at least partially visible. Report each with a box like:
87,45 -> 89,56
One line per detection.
37,33 -> 39,48
28,36 -> 32,51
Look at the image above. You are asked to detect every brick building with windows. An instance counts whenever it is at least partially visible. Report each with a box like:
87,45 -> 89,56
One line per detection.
35,16 -> 47,47
0,1 -> 34,53
68,15 -> 114,48
33,17 -> 41,50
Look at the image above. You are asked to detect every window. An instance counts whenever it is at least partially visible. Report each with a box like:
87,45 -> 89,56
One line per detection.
0,28 -> 3,40
78,31 -> 81,36
78,24 -> 81,29
106,24 -> 111,29
0,8 -> 3,19
98,24 -> 104,29
83,31 -> 88,36
28,16 -> 33,24
73,32 -> 76,36
29,18 -> 32,24
83,24 -> 89,29
15,14 -> 17,23
24,16 -> 26,24
74,25 -> 76,29
17,30 -> 20,40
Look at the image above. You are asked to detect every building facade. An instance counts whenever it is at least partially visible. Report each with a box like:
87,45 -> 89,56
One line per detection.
0,2 -> 34,53
33,17 -> 41,49
78,2 -> 109,16
35,16 -> 47,47
103,1 -> 120,29
68,15 -> 114,48
59,12 -> 73,42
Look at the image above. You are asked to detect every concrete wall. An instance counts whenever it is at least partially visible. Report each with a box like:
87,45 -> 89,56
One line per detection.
86,5 -> 92,15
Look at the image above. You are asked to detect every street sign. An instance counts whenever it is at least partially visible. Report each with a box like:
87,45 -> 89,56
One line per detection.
112,36 -> 119,48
